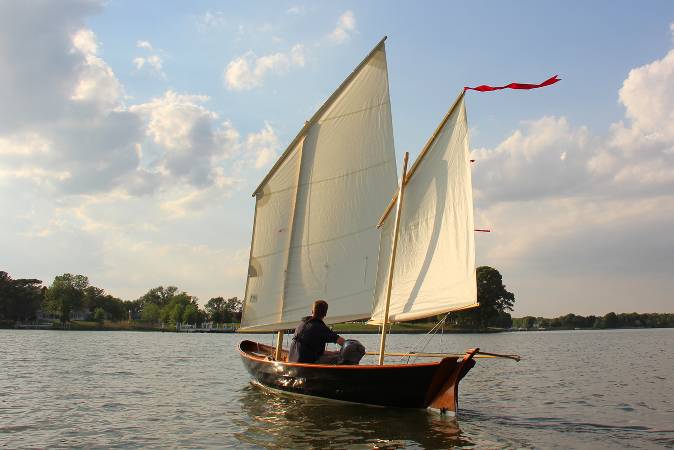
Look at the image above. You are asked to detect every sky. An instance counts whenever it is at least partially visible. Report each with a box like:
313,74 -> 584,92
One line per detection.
1,0 -> 674,317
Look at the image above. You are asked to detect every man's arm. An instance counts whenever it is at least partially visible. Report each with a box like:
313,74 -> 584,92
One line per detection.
320,322 -> 344,346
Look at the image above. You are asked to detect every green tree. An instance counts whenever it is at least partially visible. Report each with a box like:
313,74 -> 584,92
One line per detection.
43,274 -> 89,323
103,296 -> 127,321
140,303 -> 160,323
169,303 -> 185,324
94,307 -> 105,324
225,297 -> 243,322
83,286 -> 127,321
0,271 -> 44,321
448,266 -> 515,329
205,297 -> 226,322
205,296 -> 242,322
160,291 -> 201,325
138,286 -> 179,309
182,304 -> 200,323
84,286 -> 105,311
602,312 -> 618,328
125,299 -> 142,320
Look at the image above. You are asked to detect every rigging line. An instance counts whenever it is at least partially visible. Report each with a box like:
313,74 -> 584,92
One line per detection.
402,313 -> 451,364
441,317 -> 445,353
405,319 -> 444,363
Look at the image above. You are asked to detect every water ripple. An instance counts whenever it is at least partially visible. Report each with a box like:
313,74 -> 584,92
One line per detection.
0,328 -> 672,448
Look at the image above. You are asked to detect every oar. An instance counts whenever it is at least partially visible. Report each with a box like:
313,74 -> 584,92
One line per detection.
365,351 -> 521,362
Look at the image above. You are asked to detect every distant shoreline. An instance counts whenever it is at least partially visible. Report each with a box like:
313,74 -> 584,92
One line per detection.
2,320 -> 673,334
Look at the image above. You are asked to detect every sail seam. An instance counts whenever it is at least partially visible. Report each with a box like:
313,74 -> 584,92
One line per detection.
318,100 -> 389,123
258,158 -> 395,197
253,225 -> 376,260
284,287 -> 373,310
252,37 -> 387,196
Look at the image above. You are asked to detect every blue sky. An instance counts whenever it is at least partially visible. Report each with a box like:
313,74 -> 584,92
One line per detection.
2,0 -> 674,316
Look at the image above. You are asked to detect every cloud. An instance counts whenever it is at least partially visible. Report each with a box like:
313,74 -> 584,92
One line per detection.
130,91 -> 241,187
132,39 -> 165,79
0,0 -> 284,305
471,24 -> 674,315
194,10 -> 227,32
0,2 -> 144,196
0,2 -> 279,196
286,5 -> 304,15
70,29 -> 124,109
245,122 -> 281,169
221,9 -> 360,92
129,90 -> 281,187
224,44 -> 305,90
588,27 -> 674,197
0,0 -> 103,132
473,117 -> 594,204
328,10 -> 356,44
136,40 -> 153,50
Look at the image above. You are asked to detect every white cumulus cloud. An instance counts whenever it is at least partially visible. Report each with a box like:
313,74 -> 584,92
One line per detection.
132,39 -> 165,79
224,44 -> 305,90
136,40 -> 153,50
471,23 -> 674,315
328,10 -> 356,44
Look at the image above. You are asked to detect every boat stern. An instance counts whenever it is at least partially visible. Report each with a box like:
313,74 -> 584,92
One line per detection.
426,348 -> 478,415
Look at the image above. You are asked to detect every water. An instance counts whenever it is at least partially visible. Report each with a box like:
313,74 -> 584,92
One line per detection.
1,329 -> 672,449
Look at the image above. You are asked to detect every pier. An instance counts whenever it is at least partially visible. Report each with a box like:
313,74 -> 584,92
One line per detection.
175,322 -> 239,333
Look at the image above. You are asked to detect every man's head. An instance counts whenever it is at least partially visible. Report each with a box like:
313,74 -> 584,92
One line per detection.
312,300 -> 329,319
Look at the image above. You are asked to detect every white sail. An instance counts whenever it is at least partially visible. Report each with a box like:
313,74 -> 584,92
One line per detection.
240,142 -> 302,330
240,39 -> 397,332
370,93 -> 477,324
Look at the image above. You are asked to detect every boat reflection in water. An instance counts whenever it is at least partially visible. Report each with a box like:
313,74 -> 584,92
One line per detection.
234,385 -> 470,449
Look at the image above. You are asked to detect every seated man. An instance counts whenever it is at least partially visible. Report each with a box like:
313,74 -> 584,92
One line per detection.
288,300 -> 345,364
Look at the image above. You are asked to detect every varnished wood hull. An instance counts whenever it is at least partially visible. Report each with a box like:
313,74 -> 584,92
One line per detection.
238,340 -> 477,414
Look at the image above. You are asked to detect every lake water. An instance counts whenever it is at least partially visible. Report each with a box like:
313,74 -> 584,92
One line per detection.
1,328 -> 672,449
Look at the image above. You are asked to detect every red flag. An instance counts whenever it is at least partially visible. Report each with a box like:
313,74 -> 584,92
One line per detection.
464,75 -> 561,92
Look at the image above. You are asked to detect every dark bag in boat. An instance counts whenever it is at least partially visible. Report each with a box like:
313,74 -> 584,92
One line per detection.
338,339 -> 365,365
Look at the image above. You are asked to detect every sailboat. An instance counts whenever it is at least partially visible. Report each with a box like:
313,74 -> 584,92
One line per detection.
238,37 -> 517,415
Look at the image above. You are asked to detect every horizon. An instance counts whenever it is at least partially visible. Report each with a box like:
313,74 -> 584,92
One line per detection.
2,1 -> 674,317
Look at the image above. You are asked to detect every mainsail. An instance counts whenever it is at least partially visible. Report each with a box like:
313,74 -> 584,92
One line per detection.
240,38 -> 398,332
370,92 -> 477,324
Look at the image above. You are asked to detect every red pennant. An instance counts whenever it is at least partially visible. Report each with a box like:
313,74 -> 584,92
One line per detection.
464,75 -> 561,92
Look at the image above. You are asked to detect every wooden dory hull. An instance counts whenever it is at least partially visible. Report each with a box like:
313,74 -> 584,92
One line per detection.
239,340 -> 477,414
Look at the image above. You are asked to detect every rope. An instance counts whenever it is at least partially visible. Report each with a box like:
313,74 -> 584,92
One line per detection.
402,313 -> 451,364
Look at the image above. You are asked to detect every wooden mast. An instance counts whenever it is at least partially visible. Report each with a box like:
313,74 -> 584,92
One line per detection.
275,136 -> 307,361
378,152 -> 409,365
274,331 -> 284,360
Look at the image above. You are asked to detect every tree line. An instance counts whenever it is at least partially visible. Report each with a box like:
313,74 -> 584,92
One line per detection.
511,312 -> 674,330
0,271 -> 241,325
3,267 -> 672,330
422,266 -> 673,330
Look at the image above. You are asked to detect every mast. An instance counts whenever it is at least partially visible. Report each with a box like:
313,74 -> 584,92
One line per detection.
274,331 -> 284,360
273,136 -> 307,359
378,152 -> 409,365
